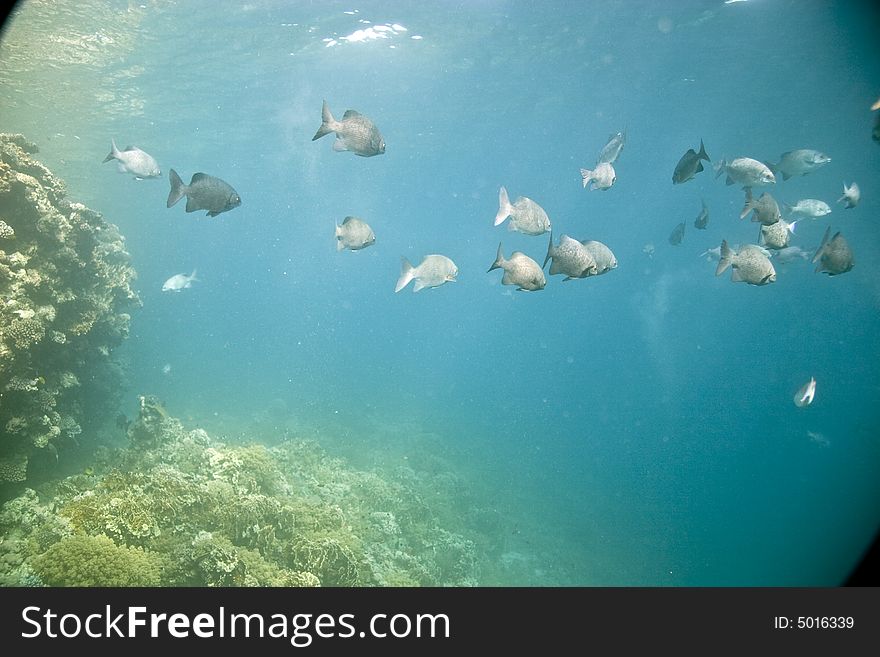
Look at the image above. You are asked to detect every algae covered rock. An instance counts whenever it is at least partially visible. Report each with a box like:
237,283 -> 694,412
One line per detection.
0,133 -> 139,481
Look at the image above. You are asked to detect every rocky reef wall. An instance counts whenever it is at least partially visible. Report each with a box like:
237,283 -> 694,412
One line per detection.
0,133 -> 139,482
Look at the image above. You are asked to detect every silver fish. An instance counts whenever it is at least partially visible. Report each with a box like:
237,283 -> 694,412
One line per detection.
167,169 -> 241,217
837,182 -> 860,209
312,100 -> 385,157
768,149 -> 830,181
335,216 -> 375,251
672,139 -> 710,184
812,226 -> 854,275
597,130 -> 626,165
772,246 -> 812,264
580,162 -> 616,191
543,232 -> 597,280
715,240 -> 776,285
395,254 -> 458,292
494,186 -> 551,235
793,377 -> 817,408
579,240 -> 618,275
694,199 -> 709,229
487,243 -> 545,291
668,222 -> 686,246
740,188 -> 781,225
162,270 -> 198,292
714,157 -> 775,187
785,199 -> 831,220
758,217 -> 797,250
103,139 -> 160,179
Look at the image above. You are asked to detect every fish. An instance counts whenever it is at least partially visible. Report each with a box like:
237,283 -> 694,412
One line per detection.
543,232 -> 597,280
312,100 -> 385,157
672,139 -> 710,184
784,199 -> 832,220
395,254 -> 458,292
494,186 -> 551,235
837,182 -> 860,209
668,222 -> 685,246
579,240 -> 618,275
167,169 -> 241,217
580,162 -> 616,191
335,216 -> 375,251
694,199 -> 709,229
758,216 -> 797,250
715,240 -> 776,285
812,226 -> 854,275
162,270 -> 198,292
714,157 -> 775,187
642,243 -> 655,258
874,112 -> 880,143
793,377 -> 817,408
740,188 -> 781,225
102,139 -> 161,179
487,243 -> 546,291
597,130 -> 626,165
772,246 -> 812,264
767,149 -> 831,180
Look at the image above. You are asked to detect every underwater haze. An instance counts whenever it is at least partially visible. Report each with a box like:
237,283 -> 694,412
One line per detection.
1,0 -> 879,586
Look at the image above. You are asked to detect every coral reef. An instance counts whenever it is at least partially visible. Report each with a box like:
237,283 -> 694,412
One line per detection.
0,399 -> 484,587
0,134 -> 139,481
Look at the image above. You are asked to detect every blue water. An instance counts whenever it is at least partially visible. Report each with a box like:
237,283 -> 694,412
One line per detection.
2,0 -> 879,585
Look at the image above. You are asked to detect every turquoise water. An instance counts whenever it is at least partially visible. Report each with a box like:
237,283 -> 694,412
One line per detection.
1,0 -> 879,585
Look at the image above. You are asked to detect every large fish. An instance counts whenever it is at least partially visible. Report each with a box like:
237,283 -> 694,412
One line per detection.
812,226 -> 854,275
579,240 -> 618,275
785,199 -> 831,220
672,139 -> 710,184
714,157 -> 775,187
740,189 -> 781,225
103,139 -> 160,179
580,162 -> 616,191
494,186 -> 551,235
487,243 -> 545,291
167,169 -> 241,217
758,217 -> 797,250
312,100 -> 385,157
543,232 -> 597,280
715,240 -> 776,285
395,254 -> 458,292
335,216 -> 375,251
767,149 -> 830,180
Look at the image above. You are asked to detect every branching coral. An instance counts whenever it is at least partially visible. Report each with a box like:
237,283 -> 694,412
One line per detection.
31,534 -> 161,586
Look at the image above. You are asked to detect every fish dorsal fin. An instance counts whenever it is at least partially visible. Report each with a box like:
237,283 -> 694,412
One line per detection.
190,172 -> 210,183
123,145 -> 136,151
342,216 -> 354,225
342,109 -> 361,119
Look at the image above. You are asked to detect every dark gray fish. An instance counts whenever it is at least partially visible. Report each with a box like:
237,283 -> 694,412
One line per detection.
167,169 -> 241,217
312,100 -> 385,157
668,222 -> 685,246
873,112 -> 880,143
740,188 -> 781,225
812,226 -> 854,276
672,139 -> 710,184
487,243 -> 545,291
694,199 -> 709,229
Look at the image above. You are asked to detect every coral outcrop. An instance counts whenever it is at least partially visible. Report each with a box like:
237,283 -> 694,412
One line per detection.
0,133 -> 139,481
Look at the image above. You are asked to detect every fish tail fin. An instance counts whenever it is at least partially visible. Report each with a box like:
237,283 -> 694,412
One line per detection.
715,240 -> 733,276
812,226 -> 831,266
764,160 -> 778,176
542,230 -> 554,269
395,256 -> 415,293
334,221 -> 345,251
312,100 -> 336,141
488,242 -> 505,272
189,269 -> 198,282
698,139 -> 710,162
788,220 -> 797,234
102,138 -> 119,163
580,168 -> 593,189
739,188 -> 754,220
166,169 -> 187,208
837,183 -> 847,203
494,186 -> 513,226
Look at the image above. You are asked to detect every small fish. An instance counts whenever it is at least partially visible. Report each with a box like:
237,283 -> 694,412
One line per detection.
812,226 -> 854,275
740,188 -> 781,225
487,243 -> 546,291
715,240 -> 776,285
162,363 -> 172,375
102,139 -> 161,179
837,182 -> 860,209
785,199 -> 832,220
167,169 -> 241,217
162,270 -> 198,292
767,149 -> 831,181
714,157 -> 775,187
874,112 -> 880,143
807,430 -> 830,447
772,245 -> 812,264
494,186 -> 551,235
597,130 -> 626,165
312,100 -> 385,157
793,377 -> 817,408
580,162 -> 616,191
543,232 -> 597,280
335,216 -> 375,251
395,254 -> 458,292
694,199 -> 709,229
672,139 -> 710,184
758,216 -> 797,250
643,243 -> 655,258
579,240 -> 618,275
668,222 -> 685,246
